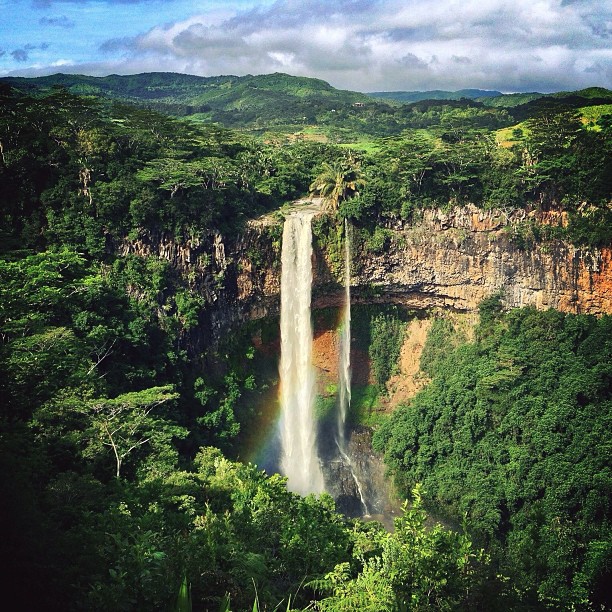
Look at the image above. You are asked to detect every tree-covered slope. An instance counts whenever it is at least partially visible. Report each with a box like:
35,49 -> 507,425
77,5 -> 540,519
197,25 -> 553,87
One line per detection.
0,84 -> 344,251
0,71 -> 370,128
374,302 -> 612,609
368,88 -> 504,103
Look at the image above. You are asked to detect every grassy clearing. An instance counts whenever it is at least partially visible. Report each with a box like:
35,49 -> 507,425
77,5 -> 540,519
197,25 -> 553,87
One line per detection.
495,122 -> 530,147
579,104 -> 612,129
495,104 -> 612,145
338,139 -> 382,153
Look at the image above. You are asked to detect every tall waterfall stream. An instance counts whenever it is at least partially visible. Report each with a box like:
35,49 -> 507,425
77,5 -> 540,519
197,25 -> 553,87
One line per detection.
278,211 -> 325,495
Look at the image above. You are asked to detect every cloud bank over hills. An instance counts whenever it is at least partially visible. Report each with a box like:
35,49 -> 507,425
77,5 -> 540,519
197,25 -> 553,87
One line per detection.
1,0 -> 610,92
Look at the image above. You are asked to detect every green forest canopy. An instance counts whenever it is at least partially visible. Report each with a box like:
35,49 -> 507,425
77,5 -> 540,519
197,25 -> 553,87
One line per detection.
374,303 -> 612,609
0,78 -> 611,610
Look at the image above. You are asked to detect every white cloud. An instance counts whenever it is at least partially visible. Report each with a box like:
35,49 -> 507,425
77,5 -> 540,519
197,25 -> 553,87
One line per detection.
8,0 -> 612,91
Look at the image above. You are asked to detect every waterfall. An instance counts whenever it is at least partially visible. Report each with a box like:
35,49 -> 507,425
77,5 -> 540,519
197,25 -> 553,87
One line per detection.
335,220 -> 370,515
337,219 -> 351,448
278,211 -> 325,495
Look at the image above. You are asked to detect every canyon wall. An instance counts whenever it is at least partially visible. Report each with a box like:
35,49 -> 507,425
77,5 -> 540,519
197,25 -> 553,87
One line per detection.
349,206 -> 612,315
117,204 -> 612,345
237,204 -> 612,319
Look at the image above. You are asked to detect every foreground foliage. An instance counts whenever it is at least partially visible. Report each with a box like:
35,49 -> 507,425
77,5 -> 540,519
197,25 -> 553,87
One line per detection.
311,485 -> 490,611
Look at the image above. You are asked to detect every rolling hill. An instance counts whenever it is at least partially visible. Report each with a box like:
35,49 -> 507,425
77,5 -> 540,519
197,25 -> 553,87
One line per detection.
2,72 -> 610,139
367,88 -> 504,103
0,71 -> 370,127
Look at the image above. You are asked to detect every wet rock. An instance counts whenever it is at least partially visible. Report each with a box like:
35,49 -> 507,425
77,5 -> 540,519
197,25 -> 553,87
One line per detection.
319,426 -> 401,525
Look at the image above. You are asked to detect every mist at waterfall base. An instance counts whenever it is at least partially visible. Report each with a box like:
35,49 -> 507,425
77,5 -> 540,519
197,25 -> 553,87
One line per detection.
251,210 -> 398,523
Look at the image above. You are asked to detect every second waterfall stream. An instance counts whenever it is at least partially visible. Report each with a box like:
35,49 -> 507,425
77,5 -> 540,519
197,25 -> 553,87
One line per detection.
337,218 -> 352,448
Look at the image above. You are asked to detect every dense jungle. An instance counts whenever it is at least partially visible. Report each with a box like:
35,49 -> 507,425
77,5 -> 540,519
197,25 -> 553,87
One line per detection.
0,73 -> 611,611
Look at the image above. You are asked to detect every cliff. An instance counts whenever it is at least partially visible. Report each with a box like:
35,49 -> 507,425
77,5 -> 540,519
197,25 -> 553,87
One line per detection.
348,205 -> 612,315
117,203 -> 612,346
238,204 -> 612,318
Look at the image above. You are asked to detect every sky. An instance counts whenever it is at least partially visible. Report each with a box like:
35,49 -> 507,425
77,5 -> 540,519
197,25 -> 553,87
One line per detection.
0,0 -> 610,93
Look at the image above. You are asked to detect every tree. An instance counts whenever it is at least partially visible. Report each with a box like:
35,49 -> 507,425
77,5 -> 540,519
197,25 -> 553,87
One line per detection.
374,307 -> 612,609
382,132 -> 436,200
520,109 -> 583,200
83,385 -> 185,479
309,153 -> 365,211
312,485 -> 488,611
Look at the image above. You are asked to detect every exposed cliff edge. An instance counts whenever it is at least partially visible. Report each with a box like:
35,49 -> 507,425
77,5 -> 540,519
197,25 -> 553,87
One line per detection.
240,203 -> 612,319
116,203 -> 612,345
348,206 -> 612,315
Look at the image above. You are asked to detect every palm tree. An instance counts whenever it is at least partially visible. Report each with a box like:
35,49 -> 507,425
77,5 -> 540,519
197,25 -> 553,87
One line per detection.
309,154 -> 365,211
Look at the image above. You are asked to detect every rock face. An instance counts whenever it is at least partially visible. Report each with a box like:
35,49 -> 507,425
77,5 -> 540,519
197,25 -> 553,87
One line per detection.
116,204 -> 612,347
319,426 -> 400,524
235,204 -> 612,323
349,206 -> 612,316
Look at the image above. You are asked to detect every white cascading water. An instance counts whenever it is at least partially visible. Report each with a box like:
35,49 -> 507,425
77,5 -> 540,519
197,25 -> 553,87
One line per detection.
337,218 -> 352,448
279,211 -> 325,495
336,220 -> 369,516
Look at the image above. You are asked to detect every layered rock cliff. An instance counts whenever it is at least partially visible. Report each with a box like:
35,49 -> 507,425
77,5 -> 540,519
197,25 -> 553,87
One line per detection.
237,204 -> 612,319
349,206 -> 612,315
116,203 -> 612,345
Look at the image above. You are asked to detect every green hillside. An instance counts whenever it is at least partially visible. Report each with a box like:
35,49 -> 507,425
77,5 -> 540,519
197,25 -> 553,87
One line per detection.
552,86 -> 612,99
2,72 -> 611,144
484,87 -> 612,109
509,89 -> 612,121
368,88 -> 503,103
370,87 -> 612,111
0,72 -> 517,138
0,71 -> 361,102
0,71 -> 370,129
479,91 -> 544,107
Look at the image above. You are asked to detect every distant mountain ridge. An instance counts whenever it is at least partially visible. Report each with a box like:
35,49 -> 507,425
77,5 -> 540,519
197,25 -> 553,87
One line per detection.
368,88 -> 505,103
367,87 -> 612,108
2,72 -> 610,135
0,71 -> 375,131
0,71 -> 368,109
4,72 -> 607,110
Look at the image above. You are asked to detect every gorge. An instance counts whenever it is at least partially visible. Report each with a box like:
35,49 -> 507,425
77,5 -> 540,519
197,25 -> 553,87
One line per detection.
2,78 -> 610,610
118,200 -> 612,524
